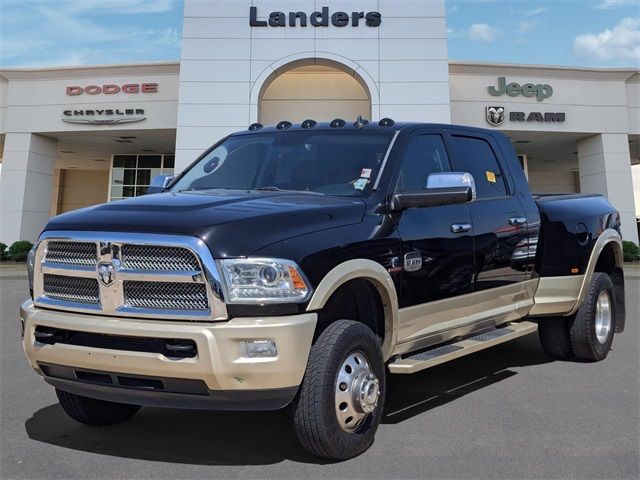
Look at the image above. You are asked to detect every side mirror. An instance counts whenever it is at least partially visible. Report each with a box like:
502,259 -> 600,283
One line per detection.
390,172 -> 476,211
145,174 -> 175,194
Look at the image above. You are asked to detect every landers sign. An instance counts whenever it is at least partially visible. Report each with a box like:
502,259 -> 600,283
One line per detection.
249,6 -> 382,27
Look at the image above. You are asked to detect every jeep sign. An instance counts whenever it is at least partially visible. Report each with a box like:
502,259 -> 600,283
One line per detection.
488,77 -> 553,102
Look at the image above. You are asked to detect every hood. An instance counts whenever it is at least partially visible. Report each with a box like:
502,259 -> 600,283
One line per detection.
44,190 -> 367,257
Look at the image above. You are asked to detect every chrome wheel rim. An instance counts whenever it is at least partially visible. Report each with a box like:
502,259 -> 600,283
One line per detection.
334,351 -> 380,433
595,290 -> 612,344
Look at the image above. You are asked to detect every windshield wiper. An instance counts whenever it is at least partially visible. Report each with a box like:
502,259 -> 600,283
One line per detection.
254,186 -> 282,191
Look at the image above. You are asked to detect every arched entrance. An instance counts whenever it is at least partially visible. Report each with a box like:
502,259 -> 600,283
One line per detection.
258,59 -> 372,125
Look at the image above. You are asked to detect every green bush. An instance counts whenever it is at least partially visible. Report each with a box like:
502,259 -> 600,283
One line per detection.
623,240 -> 640,262
7,240 -> 33,262
0,242 -> 7,261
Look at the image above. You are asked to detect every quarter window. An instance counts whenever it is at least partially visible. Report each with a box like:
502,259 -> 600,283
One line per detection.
396,135 -> 451,193
450,136 -> 507,199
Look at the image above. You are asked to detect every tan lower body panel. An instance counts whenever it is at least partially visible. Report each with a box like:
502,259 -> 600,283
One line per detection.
20,301 -> 316,391
394,280 -> 537,356
529,275 -> 583,316
388,321 -> 538,374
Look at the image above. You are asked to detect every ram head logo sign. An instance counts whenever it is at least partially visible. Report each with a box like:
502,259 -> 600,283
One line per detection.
486,106 -> 505,127
97,262 -> 116,287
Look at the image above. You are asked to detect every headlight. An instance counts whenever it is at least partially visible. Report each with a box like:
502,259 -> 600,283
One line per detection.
27,243 -> 37,297
219,258 -> 312,304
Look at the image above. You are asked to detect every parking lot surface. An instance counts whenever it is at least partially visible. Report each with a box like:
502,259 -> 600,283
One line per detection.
1,271 -> 638,479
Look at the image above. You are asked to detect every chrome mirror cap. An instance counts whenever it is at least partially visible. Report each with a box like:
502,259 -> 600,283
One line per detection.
426,172 -> 476,201
146,174 -> 176,194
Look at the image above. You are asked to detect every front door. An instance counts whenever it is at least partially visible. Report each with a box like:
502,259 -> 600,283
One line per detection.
446,131 -> 529,324
392,130 -> 475,346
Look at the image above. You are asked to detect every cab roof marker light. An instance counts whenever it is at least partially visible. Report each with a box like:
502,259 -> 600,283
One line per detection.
248,123 -> 263,131
276,121 -> 293,130
379,118 -> 395,127
354,115 -> 369,129
301,119 -> 317,129
330,118 -> 346,128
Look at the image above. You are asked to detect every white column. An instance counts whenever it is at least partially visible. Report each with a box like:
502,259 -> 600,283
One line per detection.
578,134 -> 638,244
0,133 -> 57,243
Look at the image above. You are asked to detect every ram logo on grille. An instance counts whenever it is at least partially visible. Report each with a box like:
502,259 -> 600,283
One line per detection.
97,262 -> 116,286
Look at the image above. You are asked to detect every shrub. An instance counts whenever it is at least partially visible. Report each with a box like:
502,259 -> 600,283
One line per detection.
0,242 -> 7,261
7,240 -> 33,262
623,240 -> 640,263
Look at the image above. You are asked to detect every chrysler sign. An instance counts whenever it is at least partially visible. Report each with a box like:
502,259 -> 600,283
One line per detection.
62,108 -> 146,125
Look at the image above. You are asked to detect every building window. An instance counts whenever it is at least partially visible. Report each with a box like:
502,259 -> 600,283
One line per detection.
517,154 -> 529,180
109,154 -> 175,201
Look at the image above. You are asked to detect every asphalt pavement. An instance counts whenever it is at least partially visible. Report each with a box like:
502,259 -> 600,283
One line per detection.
1,270 -> 638,479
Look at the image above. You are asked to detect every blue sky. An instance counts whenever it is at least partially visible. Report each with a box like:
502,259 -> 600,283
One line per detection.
0,0 -> 638,68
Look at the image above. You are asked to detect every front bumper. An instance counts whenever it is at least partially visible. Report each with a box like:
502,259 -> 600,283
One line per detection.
20,301 -> 317,410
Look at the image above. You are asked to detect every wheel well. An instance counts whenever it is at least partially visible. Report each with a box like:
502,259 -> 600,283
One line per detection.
315,279 -> 385,344
595,243 -> 616,275
594,242 -> 626,333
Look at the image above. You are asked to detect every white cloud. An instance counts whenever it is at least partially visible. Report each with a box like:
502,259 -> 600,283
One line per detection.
596,0 -> 638,9
525,7 -> 548,15
573,17 -> 640,64
468,23 -> 496,42
519,21 -> 535,32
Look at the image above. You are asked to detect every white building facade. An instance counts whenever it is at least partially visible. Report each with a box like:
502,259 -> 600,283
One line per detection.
0,0 -> 638,244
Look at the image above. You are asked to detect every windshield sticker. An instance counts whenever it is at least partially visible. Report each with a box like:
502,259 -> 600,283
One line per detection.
360,168 -> 372,179
486,171 -> 497,183
353,178 -> 368,191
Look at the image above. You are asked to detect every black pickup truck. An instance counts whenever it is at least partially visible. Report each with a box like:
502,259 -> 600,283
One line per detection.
21,119 -> 626,460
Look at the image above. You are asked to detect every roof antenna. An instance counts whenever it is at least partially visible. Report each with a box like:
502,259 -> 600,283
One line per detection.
354,115 -> 369,129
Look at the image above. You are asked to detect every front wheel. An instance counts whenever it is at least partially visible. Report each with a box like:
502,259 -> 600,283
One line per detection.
56,389 -> 141,426
292,320 -> 385,460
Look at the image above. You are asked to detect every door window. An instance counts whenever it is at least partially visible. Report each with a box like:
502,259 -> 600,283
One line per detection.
396,135 -> 451,193
450,136 -> 508,199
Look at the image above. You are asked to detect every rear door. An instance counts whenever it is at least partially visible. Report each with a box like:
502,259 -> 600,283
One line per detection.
392,129 -> 475,346
446,131 -> 529,324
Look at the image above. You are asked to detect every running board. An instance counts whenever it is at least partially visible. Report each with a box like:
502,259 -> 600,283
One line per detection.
388,321 -> 538,374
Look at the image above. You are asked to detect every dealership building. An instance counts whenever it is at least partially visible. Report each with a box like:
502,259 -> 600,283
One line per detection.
1,0 -> 639,244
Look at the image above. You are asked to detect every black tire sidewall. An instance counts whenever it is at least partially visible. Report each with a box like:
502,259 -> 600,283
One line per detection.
570,272 -> 616,361
294,320 -> 385,460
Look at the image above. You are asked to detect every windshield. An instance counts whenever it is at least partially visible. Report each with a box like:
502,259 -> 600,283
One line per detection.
170,131 -> 394,197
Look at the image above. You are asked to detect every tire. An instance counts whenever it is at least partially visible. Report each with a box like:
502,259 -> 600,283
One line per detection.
538,317 -> 574,360
56,389 -> 141,426
292,320 -> 385,460
569,272 -> 616,362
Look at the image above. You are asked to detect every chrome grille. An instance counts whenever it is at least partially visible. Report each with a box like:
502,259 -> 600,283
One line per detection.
121,245 -> 200,271
33,232 -> 226,320
124,281 -> 208,311
45,241 -> 97,266
43,274 -> 100,305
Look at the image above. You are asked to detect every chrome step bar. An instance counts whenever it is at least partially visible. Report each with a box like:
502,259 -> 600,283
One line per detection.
388,321 -> 538,374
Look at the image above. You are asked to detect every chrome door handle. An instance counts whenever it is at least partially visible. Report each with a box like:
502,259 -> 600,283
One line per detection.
509,217 -> 527,226
451,223 -> 472,233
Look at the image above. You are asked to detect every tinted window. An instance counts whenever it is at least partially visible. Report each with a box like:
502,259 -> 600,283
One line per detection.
396,135 -> 451,193
450,135 -> 507,199
171,131 -> 393,197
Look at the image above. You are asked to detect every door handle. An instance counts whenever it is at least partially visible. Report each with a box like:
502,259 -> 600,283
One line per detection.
509,217 -> 527,226
450,223 -> 472,233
